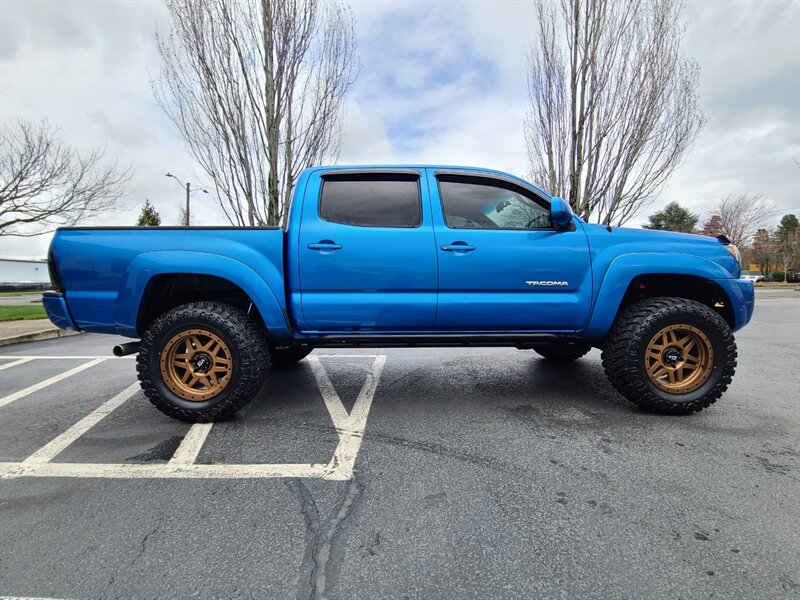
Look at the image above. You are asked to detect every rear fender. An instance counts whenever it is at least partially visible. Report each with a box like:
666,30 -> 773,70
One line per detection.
115,251 -> 290,338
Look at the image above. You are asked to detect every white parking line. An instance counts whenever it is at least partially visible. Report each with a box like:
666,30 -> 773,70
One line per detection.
0,461 -> 332,479
329,354 -> 387,479
0,355 -> 134,360
21,382 -> 141,465
308,354 -> 387,479
313,354 -> 380,358
0,355 -> 386,480
307,356 -> 352,429
169,423 -> 213,465
0,357 -> 35,371
0,596 -> 73,600
0,358 -> 107,408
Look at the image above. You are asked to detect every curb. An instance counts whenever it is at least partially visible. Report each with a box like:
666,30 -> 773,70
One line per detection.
0,328 -> 82,348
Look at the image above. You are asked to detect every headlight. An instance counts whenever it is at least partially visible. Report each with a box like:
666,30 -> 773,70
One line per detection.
725,244 -> 741,266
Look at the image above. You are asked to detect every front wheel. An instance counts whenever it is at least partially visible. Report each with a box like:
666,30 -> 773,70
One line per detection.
602,298 -> 737,415
137,301 -> 268,422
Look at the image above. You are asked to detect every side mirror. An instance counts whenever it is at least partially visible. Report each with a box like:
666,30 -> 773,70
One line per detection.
550,197 -> 573,229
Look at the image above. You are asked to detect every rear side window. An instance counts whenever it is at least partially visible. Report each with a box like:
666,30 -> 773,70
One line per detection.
319,174 -> 421,228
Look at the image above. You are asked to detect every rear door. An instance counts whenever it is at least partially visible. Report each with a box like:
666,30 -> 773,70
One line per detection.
429,170 -> 592,331
297,170 -> 437,332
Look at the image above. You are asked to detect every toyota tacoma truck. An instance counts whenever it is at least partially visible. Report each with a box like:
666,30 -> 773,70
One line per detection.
43,166 -> 754,421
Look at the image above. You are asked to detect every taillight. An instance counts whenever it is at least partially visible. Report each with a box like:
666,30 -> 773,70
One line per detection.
48,248 -> 64,292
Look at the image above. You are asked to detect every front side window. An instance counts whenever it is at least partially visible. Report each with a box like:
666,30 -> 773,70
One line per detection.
320,174 -> 421,228
438,176 -> 551,230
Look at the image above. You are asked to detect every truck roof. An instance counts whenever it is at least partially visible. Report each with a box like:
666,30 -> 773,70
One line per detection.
303,164 -> 551,198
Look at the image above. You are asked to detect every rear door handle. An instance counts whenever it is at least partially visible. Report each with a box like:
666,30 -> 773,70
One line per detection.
441,243 -> 475,253
308,241 -> 343,252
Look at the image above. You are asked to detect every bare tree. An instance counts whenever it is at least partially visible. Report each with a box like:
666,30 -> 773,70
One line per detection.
703,193 -> 776,248
525,0 -> 704,225
153,0 -> 358,227
0,119 -> 130,236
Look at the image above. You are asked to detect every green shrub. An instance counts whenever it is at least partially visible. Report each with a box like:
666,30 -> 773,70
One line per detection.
771,271 -> 789,282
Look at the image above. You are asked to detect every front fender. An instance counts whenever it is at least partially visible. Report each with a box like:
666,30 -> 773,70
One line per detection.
583,253 -> 748,338
114,251 -> 290,338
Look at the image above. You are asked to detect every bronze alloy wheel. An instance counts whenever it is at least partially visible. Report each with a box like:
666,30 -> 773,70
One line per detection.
645,324 -> 714,394
159,328 -> 233,401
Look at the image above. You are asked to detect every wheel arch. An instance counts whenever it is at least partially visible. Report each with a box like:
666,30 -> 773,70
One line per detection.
584,253 -> 741,338
113,251 -> 291,338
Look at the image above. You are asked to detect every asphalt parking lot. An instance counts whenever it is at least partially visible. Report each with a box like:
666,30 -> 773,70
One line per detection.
1,291 -> 798,599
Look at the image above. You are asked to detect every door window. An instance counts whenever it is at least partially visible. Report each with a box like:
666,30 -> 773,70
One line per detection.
438,176 -> 551,230
320,174 -> 421,228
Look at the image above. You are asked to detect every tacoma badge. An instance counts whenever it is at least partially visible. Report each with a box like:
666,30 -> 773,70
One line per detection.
525,281 -> 569,287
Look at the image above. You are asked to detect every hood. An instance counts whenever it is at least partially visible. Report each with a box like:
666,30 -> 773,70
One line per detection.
580,223 -> 740,278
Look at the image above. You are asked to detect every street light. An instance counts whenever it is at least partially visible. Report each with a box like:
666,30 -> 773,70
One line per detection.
165,173 -> 209,226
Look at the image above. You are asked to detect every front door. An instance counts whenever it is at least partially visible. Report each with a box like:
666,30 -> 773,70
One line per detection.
297,170 -> 438,332
430,171 -> 593,331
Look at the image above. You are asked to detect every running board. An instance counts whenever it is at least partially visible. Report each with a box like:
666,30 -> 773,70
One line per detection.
291,333 -> 584,349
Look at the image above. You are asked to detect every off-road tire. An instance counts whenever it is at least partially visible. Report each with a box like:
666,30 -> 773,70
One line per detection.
602,297 -> 737,415
269,345 -> 313,366
137,301 -> 268,422
532,342 -> 591,362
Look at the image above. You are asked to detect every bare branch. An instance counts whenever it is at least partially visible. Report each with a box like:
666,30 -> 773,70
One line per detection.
0,119 -> 131,237
153,0 -> 359,227
703,193 -> 777,248
525,0 -> 704,225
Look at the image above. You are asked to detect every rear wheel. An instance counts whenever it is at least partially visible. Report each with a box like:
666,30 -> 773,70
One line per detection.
137,301 -> 268,422
532,342 -> 591,362
602,297 -> 736,415
269,345 -> 313,366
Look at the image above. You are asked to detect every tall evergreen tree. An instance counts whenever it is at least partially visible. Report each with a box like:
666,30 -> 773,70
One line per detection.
136,199 -> 161,226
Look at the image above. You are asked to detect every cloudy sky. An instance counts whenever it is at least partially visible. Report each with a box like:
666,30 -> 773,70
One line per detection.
1,0 -> 798,258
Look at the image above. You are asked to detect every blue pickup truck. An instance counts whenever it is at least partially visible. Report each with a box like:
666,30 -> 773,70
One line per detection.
44,165 -> 754,421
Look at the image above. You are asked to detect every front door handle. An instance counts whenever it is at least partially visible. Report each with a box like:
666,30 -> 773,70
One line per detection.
441,242 -> 475,253
308,241 -> 343,252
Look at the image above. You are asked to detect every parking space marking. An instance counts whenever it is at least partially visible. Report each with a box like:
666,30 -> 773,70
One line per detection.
0,355 -> 133,360
0,354 -> 386,480
329,354 -> 387,479
0,596 -> 72,600
169,423 -> 213,465
0,358 -> 107,408
0,358 -> 35,371
20,382 -> 141,466
307,356 -> 352,428
0,461 -> 332,479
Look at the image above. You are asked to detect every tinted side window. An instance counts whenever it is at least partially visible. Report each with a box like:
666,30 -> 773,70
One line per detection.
438,176 -> 551,230
320,175 -> 421,228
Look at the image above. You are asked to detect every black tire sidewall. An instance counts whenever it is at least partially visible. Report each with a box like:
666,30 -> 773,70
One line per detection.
137,301 -> 267,421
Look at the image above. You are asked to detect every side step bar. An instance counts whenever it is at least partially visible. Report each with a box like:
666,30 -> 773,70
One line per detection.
293,333 -> 585,349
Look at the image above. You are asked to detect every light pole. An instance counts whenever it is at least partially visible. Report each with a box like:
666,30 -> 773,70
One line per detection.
165,173 -> 209,226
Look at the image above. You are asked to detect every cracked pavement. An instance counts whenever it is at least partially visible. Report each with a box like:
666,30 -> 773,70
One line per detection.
0,292 -> 798,599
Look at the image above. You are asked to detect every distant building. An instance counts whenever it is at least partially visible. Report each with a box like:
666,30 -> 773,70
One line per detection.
0,258 -> 50,289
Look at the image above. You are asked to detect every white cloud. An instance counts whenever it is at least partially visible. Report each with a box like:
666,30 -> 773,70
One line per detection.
1,0 -> 798,260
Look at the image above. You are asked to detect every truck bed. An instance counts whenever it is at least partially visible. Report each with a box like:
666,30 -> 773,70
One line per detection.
49,227 -> 285,336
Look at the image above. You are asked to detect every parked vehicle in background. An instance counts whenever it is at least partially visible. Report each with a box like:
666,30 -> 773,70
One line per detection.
43,165 -> 754,422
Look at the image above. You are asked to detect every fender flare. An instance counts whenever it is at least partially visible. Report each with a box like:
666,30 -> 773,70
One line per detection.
583,253 -> 736,338
113,250 -> 290,338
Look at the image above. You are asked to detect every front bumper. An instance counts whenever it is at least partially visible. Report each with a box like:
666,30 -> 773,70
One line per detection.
42,291 -> 79,331
718,278 -> 755,332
